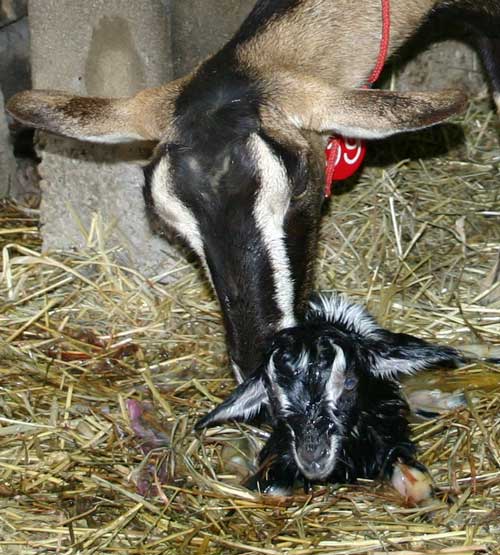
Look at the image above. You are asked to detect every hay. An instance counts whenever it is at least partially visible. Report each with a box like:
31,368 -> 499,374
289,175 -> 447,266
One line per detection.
0,97 -> 499,554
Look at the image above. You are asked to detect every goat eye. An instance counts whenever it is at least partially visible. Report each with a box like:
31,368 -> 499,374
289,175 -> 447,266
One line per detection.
292,181 -> 307,201
344,377 -> 357,390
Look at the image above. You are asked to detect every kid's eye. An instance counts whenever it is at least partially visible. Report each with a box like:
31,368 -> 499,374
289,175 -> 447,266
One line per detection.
344,377 -> 357,390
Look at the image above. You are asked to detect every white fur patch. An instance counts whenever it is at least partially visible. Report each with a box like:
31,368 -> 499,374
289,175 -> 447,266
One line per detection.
317,123 -> 397,140
82,132 -> 144,144
268,352 -> 294,417
231,359 -> 244,384
151,156 -> 205,260
308,293 -> 379,337
261,483 -> 294,496
294,348 -> 309,372
372,356 -> 429,379
221,376 -> 267,423
251,134 -> 296,330
325,345 -> 347,407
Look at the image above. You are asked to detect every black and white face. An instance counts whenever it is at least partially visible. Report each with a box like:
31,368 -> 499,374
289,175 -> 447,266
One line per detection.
143,71 -> 324,380
264,327 -> 359,480
195,293 -> 463,484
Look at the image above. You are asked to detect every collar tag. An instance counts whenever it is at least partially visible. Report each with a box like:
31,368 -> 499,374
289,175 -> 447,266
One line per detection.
324,136 -> 366,197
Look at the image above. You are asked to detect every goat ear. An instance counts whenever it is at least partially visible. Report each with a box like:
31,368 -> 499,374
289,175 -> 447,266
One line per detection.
6,81 -> 184,143
366,331 -> 463,379
195,373 -> 268,430
263,74 -> 467,139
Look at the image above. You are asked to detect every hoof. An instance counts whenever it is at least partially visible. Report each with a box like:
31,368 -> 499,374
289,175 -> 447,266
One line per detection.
243,473 -> 294,496
391,462 -> 432,504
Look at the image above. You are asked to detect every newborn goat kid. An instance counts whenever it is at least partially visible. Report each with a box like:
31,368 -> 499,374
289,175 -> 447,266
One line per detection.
197,294 -> 465,498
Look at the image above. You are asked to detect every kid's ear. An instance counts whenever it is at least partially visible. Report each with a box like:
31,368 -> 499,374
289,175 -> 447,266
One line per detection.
195,372 -> 268,430
366,330 -> 463,379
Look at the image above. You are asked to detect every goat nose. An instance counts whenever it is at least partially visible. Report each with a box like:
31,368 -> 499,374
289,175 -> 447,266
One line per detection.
299,443 -> 330,465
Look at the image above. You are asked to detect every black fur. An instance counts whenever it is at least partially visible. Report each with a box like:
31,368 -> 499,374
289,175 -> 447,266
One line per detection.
245,323 -> 438,493
147,60 -> 325,376
197,293 -> 466,494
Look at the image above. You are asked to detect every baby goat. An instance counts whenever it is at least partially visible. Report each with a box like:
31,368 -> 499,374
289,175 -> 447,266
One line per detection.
197,293 -> 469,498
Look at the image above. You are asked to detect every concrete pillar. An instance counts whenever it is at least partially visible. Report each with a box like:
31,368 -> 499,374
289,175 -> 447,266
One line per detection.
0,89 -> 16,197
28,0 -> 178,276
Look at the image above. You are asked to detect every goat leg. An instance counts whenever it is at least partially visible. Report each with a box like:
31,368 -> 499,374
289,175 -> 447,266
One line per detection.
243,427 -> 299,496
381,443 -> 433,504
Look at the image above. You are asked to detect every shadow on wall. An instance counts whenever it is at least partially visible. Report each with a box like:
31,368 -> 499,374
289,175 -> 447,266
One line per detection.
0,0 -> 30,99
85,16 -> 145,97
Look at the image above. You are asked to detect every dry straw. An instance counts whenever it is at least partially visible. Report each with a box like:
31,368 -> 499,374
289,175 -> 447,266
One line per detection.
0,97 -> 498,554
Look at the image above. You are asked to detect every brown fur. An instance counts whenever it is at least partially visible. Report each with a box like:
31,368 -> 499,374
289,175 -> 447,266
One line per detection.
237,0 -> 438,87
7,0 -> 490,142
6,81 -> 186,142
259,76 -> 468,138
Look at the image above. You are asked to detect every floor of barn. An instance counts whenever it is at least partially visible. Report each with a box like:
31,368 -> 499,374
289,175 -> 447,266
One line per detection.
0,97 -> 499,554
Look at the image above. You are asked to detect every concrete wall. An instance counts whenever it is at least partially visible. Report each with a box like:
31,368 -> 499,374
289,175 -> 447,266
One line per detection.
395,42 -> 484,93
0,0 -> 30,199
28,0 -> 176,275
171,0 -> 255,77
0,89 -> 16,197
29,0 -> 174,94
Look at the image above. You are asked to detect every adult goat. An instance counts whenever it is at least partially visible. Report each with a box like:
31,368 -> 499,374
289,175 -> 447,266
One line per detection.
7,0 -> 500,380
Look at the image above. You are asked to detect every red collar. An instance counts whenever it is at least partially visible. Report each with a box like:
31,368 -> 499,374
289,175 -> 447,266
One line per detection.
324,0 -> 391,198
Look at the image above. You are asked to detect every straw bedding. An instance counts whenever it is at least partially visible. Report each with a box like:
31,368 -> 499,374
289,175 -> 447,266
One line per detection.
0,96 -> 499,554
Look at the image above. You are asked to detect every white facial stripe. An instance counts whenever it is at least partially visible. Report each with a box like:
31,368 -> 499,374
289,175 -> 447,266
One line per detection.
322,435 -> 340,479
268,352 -> 293,416
326,345 -> 347,407
295,348 -> 309,371
150,156 -> 205,259
251,134 -> 296,329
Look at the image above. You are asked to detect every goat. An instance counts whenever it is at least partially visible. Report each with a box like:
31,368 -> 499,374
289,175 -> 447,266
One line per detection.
196,293 -> 480,498
6,1 -> 500,382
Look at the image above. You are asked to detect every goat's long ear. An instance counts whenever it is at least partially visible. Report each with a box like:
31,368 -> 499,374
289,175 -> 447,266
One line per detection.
365,331 -> 463,379
6,81 -> 184,143
195,373 -> 268,430
262,74 -> 467,139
